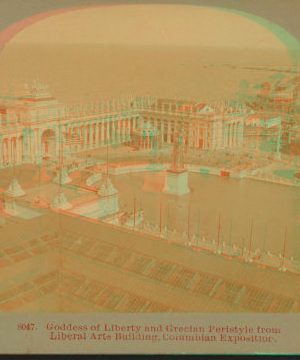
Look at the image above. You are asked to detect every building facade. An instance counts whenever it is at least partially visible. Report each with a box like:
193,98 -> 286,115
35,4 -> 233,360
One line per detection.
0,81 -> 246,167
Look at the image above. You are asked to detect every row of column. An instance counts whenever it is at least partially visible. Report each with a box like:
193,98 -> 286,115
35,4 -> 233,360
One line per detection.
140,116 -> 244,151
223,122 -> 243,148
61,115 -> 138,153
0,115 -> 139,166
0,115 -> 244,167
0,127 -> 42,166
141,117 -> 193,148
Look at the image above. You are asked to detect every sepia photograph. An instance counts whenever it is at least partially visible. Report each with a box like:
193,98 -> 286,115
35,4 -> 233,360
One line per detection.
0,0 -> 299,354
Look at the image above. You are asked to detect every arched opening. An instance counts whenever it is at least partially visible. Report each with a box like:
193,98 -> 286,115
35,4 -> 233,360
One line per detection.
41,128 -> 56,159
20,127 -> 34,162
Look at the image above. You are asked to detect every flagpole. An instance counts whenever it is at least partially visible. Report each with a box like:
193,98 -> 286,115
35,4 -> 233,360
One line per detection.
228,217 -> 233,255
167,201 -> 169,240
139,195 -> 141,233
134,194 -> 136,227
107,141 -> 109,177
261,226 -> 267,263
197,210 -> 200,248
217,214 -> 221,248
187,204 -> 190,241
281,226 -> 288,268
160,197 -> 162,235
249,219 -> 253,256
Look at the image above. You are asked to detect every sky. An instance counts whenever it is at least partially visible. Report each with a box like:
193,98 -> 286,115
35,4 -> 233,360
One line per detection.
10,4 -> 288,49
0,4 -> 292,102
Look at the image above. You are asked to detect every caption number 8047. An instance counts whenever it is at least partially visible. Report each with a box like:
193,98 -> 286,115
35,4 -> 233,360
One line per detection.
17,323 -> 36,330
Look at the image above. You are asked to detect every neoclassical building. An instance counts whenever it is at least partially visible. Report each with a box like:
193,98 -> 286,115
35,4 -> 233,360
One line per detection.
0,81 -> 246,166
137,98 -> 246,150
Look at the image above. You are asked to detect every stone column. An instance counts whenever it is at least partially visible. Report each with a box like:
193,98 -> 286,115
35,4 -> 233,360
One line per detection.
78,124 -> 82,150
79,123 -> 83,150
114,117 -> 118,144
8,134 -> 12,165
92,121 -> 95,148
9,137 -> 13,165
2,139 -> 6,164
240,123 -> 244,147
206,123 -> 209,149
35,128 -> 39,161
73,124 -> 77,150
82,122 -> 86,150
234,122 -> 237,147
15,135 -> 20,164
121,118 -> 124,143
70,124 -> 74,151
95,120 -> 99,146
127,118 -> 131,145
221,123 -> 224,148
55,125 -> 60,158
215,121 -> 218,149
115,119 -> 119,144
195,123 -> 198,148
160,120 -> 164,143
101,119 -> 105,144
19,137 -> 23,162
69,124 -> 73,149
97,120 -> 101,146
223,123 -> 226,148
128,117 -> 131,142
235,123 -> 239,147
226,123 -> 229,147
110,119 -> 114,145
38,128 -> 41,159
167,122 -> 171,144
189,124 -> 193,148
0,136 -> 2,167
90,122 -> 93,148
122,118 -> 126,143
85,123 -> 88,148
107,118 -> 110,143
227,123 -> 230,147
216,121 -> 220,149
62,123 -> 67,157
7,137 -> 12,165
76,124 -> 80,151
13,136 -> 17,163
89,122 -> 93,149
118,118 -> 121,144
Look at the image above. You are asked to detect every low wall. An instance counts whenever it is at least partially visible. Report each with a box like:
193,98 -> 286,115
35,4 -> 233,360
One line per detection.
84,160 -> 300,188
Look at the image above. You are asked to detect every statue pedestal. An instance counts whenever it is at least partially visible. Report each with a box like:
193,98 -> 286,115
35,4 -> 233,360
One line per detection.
53,169 -> 72,185
97,177 -> 119,218
163,169 -> 190,196
3,198 -> 19,216
5,178 -> 25,197
51,190 -> 72,210
31,192 -> 51,209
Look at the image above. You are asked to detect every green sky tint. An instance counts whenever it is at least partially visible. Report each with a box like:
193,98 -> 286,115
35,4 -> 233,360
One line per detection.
220,6 -> 300,67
